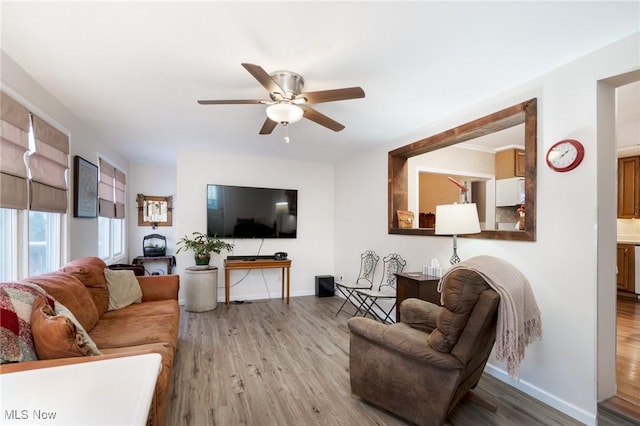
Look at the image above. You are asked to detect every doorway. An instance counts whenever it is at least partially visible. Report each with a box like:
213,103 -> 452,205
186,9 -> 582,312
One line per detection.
597,72 -> 640,418
614,80 -> 640,407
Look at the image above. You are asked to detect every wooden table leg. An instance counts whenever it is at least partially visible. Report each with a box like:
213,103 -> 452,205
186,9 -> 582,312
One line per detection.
286,266 -> 290,304
225,268 -> 230,308
281,267 -> 284,300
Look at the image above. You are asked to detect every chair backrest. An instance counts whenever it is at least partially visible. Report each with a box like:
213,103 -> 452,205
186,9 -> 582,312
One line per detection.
428,268 -> 499,361
355,250 -> 379,287
377,253 -> 407,291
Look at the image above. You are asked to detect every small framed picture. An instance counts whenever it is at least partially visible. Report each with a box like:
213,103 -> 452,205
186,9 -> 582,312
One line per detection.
73,156 -> 98,218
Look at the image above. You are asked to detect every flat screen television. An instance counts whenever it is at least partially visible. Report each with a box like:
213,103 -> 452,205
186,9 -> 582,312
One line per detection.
207,184 -> 298,239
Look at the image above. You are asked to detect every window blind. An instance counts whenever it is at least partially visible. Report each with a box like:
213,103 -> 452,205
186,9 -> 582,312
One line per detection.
0,92 -> 30,210
29,114 -> 69,213
99,158 -> 125,219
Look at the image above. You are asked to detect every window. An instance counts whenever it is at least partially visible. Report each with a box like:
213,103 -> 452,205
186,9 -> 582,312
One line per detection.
98,157 -> 126,262
28,211 -> 62,276
0,92 -> 68,281
0,208 -> 19,281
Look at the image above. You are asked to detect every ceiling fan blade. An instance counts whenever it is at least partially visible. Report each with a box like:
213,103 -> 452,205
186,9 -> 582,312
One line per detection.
259,118 -> 278,135
241,63 -> 285,95
296,87 -> 365,104
300,105 -> 345,132
198,99 -> 265,105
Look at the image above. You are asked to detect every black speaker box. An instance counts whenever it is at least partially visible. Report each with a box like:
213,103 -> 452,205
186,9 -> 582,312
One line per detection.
315,275 -> 335,297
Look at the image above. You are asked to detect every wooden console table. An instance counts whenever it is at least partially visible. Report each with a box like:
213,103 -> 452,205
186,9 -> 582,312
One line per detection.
223,258 -> 292,308
395,272 -> 441,322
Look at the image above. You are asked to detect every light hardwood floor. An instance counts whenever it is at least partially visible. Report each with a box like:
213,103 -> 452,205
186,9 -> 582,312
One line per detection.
616,296 -> 640,407
165,296 -> 584,426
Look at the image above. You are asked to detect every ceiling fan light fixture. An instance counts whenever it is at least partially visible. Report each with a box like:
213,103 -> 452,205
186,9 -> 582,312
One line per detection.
266,103 -> 304,125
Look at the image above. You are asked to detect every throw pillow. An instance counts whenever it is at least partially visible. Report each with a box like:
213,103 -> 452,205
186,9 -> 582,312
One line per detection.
30,295 -> 102,359
104,269 -> 143,311
54,300 -> 102,356
0,282 -> 47,364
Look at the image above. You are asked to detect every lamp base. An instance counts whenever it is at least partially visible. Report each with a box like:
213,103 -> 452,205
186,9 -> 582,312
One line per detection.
450,234 -> 461,265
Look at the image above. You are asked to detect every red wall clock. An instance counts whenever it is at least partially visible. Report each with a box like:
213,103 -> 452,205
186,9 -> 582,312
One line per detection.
545,139 -> 585,172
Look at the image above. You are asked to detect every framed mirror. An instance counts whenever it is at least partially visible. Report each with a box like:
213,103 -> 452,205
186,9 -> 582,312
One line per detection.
137,194 -> 173,228
388,98 -> 537,241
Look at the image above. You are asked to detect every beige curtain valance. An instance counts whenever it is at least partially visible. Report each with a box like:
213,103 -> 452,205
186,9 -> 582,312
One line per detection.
99,158 -> 126,219
29,113 -> 69,214
0,92 -> 30,210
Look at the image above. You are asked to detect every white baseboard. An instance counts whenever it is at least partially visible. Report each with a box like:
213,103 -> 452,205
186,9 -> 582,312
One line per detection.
484,364 -> 596,426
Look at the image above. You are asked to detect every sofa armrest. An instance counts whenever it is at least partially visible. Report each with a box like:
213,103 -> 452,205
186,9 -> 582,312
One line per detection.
137,275 -> 179,302
348,317 -> 462,369
400,298 -> 441,333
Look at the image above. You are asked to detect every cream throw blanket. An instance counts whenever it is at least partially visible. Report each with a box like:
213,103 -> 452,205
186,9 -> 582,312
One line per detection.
438,255 -> 542,380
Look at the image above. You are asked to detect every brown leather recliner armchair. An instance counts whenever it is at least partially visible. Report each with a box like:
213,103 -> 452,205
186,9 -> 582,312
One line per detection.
348,268 -> 500,426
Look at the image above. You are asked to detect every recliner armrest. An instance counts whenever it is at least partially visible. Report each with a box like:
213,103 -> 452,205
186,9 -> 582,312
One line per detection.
348,317 -> 462,369
400,298 -> 441,333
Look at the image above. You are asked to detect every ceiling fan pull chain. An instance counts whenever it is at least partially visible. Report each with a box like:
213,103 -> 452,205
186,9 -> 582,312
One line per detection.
283,125 -> 290,144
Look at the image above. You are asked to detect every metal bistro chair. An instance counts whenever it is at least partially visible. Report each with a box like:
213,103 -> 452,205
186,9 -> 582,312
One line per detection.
335,250 -> 379,318
354,253 -> 406,323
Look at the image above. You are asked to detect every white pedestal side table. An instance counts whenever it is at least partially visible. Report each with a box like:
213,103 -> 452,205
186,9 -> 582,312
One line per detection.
185,265 -> 218,312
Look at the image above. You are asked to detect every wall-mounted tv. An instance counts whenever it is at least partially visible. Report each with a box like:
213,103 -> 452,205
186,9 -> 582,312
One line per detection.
207,184 -> 298,239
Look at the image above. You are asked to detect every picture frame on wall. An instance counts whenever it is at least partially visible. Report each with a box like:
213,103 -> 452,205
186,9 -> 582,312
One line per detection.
73,155 -> 98,218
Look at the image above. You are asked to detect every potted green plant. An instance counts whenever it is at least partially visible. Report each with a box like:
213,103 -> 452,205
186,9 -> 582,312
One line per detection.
176,231 -> 234,266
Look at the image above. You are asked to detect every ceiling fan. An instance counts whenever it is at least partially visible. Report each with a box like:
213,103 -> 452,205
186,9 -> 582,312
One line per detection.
198,63 -> 365,135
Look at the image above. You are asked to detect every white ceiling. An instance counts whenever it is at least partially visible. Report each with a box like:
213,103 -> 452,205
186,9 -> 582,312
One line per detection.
2,1 -> 638,165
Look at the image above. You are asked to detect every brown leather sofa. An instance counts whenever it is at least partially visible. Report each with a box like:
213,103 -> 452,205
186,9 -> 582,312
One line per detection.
0,257 -> 180,426
348,268 -> 500,426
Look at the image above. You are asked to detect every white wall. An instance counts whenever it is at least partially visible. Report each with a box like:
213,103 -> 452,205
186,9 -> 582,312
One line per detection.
1,51 -> 127,262
334,33 -> 639,425
175,151 -> 334,304
127,163 -> 177,273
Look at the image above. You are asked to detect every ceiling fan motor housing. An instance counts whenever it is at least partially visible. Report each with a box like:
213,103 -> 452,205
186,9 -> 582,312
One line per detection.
270,71 -> 304,99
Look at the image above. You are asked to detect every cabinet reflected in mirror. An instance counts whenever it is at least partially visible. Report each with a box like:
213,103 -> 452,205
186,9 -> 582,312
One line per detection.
388,98 -> 536,241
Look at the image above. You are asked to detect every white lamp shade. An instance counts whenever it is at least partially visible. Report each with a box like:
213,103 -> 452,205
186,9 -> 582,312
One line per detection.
266,103 -> 304,124
435,203 -> 481,235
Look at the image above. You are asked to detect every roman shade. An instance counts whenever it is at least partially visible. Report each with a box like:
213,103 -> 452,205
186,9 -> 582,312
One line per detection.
29,115 -> 69,213
99,158 -> 125,219
0,92 -> 30,210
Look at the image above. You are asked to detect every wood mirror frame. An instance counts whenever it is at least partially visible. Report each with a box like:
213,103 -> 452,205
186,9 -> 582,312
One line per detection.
137,194 -> 173,228
388,98 -> 537,241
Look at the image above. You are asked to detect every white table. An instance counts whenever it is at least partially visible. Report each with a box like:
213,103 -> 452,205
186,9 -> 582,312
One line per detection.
0,353 -> 161,425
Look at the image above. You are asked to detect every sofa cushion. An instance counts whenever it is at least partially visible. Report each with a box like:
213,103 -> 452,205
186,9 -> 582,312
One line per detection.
60,257 -> 110,317
0,282 -> 47,363
104,269 -> 143,311
23,271 -> 100,333
89,300 -> 179,351
30,295 -> 102,359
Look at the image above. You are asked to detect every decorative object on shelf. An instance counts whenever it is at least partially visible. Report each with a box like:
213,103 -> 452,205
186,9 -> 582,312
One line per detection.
137,194 -> 173,229
143,234 -> 167,257
397,210 -> 414,228
435,203 -> 481,264
447,176 -> 469,203
517,205 -> 525,231
73,156 -> 98,218
176,232 -> 234,266
545,139 -> 584,172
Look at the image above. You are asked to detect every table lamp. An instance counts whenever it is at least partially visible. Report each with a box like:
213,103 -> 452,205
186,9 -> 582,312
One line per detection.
435,203 -> 481,264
